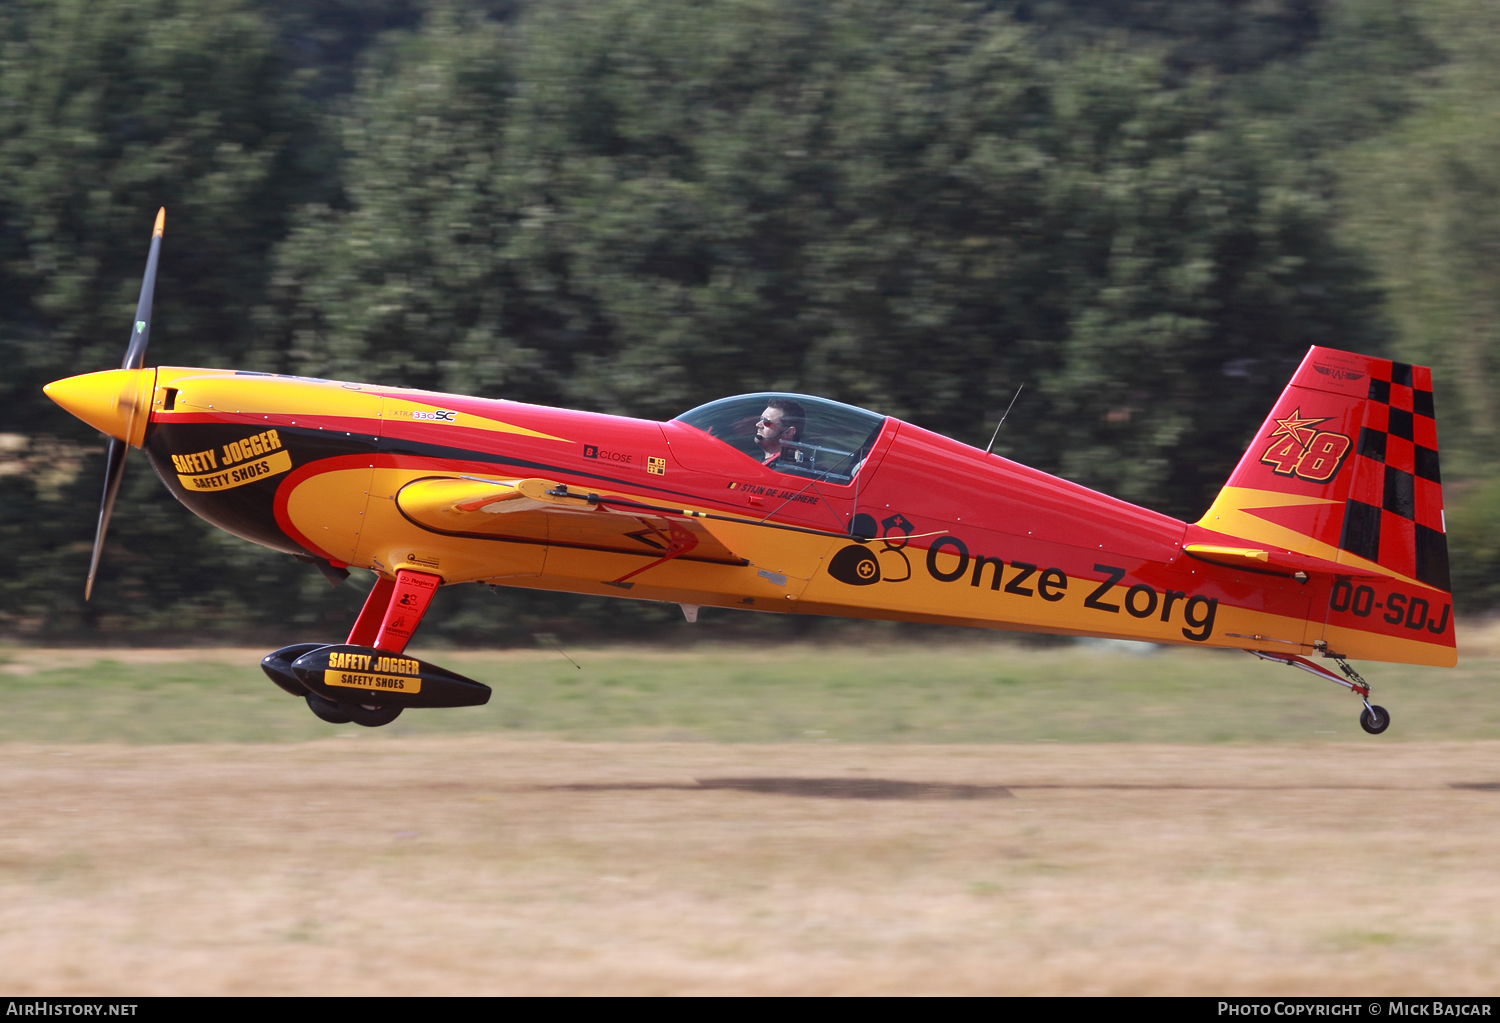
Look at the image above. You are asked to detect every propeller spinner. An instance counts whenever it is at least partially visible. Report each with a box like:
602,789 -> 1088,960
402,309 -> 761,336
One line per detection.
42,208 -> 165,599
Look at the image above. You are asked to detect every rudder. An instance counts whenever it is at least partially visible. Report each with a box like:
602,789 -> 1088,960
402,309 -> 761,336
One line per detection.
1198,346 -> 1449,589
1195,347 -> 1454,666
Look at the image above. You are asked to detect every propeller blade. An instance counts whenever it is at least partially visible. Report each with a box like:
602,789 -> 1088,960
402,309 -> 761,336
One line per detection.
122,208 -> 165,370
85,436 -> 129,601
85,208 -> 165,599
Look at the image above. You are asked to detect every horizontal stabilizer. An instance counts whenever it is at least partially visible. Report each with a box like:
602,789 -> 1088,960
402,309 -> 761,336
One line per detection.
1182,543 -> 1381,578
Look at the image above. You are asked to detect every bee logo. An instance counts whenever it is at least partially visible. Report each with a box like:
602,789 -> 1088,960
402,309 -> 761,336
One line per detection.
828,545 -> 881,586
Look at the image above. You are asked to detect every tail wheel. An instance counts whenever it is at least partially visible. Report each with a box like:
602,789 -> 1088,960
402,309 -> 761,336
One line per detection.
346,703 -> 402,728
305,691 -> 353,724
1360,704 -> 1391,735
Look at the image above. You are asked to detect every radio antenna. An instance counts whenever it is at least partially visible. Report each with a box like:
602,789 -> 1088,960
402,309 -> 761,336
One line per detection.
533,632 -> 581,670
985,384 -> 1024,456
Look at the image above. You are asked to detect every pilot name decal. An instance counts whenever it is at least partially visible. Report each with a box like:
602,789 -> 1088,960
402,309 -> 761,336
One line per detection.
1257,408 -> 1353,484
829,534 -> 1220,641
172,428 -> 291,492
725,481 -> 817,505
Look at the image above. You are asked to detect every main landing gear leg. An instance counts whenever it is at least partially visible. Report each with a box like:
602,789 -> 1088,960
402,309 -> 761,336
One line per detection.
302,569 -> 443,727
344,568 -> 440,654
346,573 -> 396,647
1247,650 -> 1390,735
368,569 -> 441,655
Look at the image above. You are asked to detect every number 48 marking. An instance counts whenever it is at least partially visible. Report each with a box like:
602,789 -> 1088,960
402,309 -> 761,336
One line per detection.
1260,431 -> 1352,483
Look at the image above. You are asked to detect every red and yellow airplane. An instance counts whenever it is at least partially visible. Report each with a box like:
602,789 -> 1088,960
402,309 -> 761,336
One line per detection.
43,211 -> 1454,729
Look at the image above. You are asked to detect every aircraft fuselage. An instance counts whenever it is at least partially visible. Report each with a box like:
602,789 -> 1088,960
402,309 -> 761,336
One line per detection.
131,366 -> 1453,666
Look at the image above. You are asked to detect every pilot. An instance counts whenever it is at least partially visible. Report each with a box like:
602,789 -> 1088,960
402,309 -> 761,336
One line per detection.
755,398 -> 807,468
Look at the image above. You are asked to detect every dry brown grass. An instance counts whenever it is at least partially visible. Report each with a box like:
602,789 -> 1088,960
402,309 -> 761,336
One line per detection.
1,737 -> 1497,994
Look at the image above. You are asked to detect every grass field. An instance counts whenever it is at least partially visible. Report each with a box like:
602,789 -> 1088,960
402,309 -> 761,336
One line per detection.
1,635 -> 1497,994
2,634 -> 1499,743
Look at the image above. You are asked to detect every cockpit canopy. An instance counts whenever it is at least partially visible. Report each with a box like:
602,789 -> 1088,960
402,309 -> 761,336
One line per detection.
674,393 -> 887,484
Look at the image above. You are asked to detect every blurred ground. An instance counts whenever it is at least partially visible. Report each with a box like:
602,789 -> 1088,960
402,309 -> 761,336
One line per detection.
0,738 -> 1497,995
0,638 -> 1497,994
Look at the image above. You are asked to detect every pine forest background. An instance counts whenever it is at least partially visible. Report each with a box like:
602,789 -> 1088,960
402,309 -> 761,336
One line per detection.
4,0 -> 1500,645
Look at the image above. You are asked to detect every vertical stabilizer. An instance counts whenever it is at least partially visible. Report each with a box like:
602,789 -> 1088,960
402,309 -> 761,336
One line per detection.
1197,346 -> 1454,666
1198,346 -> 1450,592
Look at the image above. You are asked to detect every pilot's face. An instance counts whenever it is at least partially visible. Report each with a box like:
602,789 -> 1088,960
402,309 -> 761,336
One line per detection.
756,406 -> 790,455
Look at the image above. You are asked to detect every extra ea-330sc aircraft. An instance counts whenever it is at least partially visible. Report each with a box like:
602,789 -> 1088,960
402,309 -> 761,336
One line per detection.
43,211 -> 1455,730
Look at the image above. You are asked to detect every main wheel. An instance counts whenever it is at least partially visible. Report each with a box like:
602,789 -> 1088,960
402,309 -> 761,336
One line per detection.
346,703 -> 402,728
1360,704 -> 1391,735
305,691 -> 353,724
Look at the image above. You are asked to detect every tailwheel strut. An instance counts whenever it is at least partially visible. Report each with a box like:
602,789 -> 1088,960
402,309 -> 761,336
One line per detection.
1246,650 -> 1390,735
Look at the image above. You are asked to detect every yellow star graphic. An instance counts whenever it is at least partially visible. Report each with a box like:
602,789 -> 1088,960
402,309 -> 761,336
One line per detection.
1267,407 -> 1330,448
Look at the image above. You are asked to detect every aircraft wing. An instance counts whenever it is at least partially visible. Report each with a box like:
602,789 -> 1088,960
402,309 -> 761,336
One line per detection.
395,476 -> 749,568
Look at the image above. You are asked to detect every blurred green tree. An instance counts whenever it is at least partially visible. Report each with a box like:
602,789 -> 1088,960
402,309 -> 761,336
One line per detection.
265,7 -> 536,395
0,0 -> 341,637
7,0 -> 1491,640
1332,0 -> 1500,610
276,0 -> 1388,522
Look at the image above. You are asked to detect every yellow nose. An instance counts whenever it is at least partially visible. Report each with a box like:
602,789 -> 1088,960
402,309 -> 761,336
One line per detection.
44,368 -> 157,447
